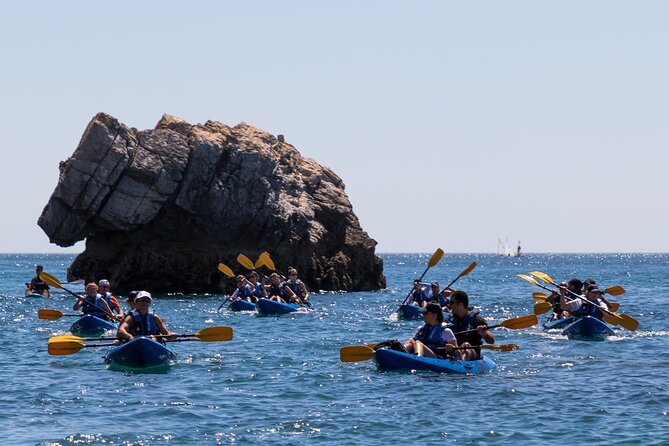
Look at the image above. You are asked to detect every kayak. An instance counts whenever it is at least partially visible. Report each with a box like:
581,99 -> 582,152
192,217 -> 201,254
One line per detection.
561,316 -> 615,341
104,337 -> 176,372
256,298 -> 301,315
229,299 -> 256,311
69,314 -> 117,337
543,316 -> 575,330
397,304 -> 423,320
25,292 -> 47,298
373,348 -> 497,374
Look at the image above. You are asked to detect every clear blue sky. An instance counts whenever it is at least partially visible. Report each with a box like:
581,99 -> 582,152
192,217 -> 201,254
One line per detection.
1,1 -> 667,253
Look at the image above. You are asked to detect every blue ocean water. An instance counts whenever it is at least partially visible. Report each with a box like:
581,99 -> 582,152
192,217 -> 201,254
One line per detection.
1,253 -> 668,446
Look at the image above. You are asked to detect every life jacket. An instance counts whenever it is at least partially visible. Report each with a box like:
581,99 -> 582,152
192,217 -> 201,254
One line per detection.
413,323 -> 448,351
410,288 -> 428,304
103,291 -> 116,310
32,276 -> 49,293
131,311 -> 158,337
573,298 -> 604,319
268,282 -> 285,298
237,285 -> 253,298
450,310 -> 483,347
82,293 -> 106,317
287,279 -> 304,298
252,282 -> 264,298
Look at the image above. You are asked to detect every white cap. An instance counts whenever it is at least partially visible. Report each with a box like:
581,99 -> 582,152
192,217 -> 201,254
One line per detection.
135,291 -> 152,303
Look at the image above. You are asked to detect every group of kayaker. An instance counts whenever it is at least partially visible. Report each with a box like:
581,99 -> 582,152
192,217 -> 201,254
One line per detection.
230,268 -> 310,307
404,288 -> 495,361
544,278 -> 610,322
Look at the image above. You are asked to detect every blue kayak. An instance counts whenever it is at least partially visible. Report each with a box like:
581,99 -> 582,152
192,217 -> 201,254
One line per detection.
26,292 -> 47,298
256,298 -> 301,315
561,316 -> 615,341
374,348 -> 497,374
229,299 -> 256,311
104,337 -> 176,372
397,304 -> 423,320
69,314 -> 117,337
543,316 -> 575,330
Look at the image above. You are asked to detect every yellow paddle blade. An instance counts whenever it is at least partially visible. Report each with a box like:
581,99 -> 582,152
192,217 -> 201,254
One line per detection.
340,345 -> 375,362
529,271 -> 556,286
534,302 -> 552,315
217,263 -> 234,278
617,314 -> 639,331
459,262 -> 477,278
254,255 -> 265,269
49,335 -> 86,343
602,313 -> 621,326
193,326 -> 233,342
604,285 -> 625,296
237,254 -> 255,270
38,308 -> 64,320
48,340 -> 86,356
608,302 -> 620,312
39,271 -> 64,289
481,343 -> 519,352
518,274 -> 539,286
428,248 -> 445,268
261,252 -> 276,271
532,292 -> 549,302
499,314 -> 538,330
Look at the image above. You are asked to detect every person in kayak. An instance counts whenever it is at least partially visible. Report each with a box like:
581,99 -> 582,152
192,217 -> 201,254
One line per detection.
98,279 -> 124,320
402,302 -> 457,358
25,264 -> 50,297
286,268 -> 309,306
124,291 -> 139,314
266,273 -> 298,304
556,278 -> 584,319
424,281 -> 451,310
408,279 -> 430,307
73,282 -> 115,321
560,283 -> 609,319
116,291 -> 176,342
247,271 -> 267,300
583,278 -> 615,310
231,275 -> 258,303
448,290 -> 495,360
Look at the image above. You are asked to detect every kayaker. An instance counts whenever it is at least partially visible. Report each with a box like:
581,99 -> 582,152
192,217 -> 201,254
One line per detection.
286,268 -> 309,306
73,282 -> 115,321
408,279 -> 430,307
424,281 -> 451,310
231,275 -> 257,303
448,290 -> 495,360
124,290 -> 139,314
266,273 -> 298,304
98,279 -> 124,320
583,278 -> 615,310
247,271 -> 267,299
25,264 -> 50,297
116,291 -> 176,342
557,278 -> 584,318
402,302 -> 457,358
561,284 -> 609,319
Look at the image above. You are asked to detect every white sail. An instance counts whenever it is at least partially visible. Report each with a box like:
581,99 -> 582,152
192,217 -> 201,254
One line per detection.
497,238 -> 505,256
504,239 -> 514,257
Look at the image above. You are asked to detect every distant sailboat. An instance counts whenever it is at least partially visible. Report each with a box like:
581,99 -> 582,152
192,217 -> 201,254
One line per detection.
498,238 -> 521,257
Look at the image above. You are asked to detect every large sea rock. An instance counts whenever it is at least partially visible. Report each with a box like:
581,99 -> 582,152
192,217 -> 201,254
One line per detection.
38,113 -> 386,294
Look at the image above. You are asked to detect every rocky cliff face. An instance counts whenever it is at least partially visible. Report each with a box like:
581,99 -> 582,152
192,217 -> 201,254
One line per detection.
38,113 -> 386,293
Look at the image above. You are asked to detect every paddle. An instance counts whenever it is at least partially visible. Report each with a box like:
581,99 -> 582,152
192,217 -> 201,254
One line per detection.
443,262 -> 477,291
38,308 -> 82,320
533,301 -> 553,315
217,263 -> 235,278
604,285 -> 625,296
48,326 -> 233,344
533,292 -> 550,302
400,248 -> 445,306
528,271 -> 638,331
340,343 -> 520,363
39,272 -> 114,318
237,254 -> 256,271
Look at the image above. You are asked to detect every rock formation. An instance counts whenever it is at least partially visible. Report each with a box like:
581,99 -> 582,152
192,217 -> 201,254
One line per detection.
38,113 -> 386,293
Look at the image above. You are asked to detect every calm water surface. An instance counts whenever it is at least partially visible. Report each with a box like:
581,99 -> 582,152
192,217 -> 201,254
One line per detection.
1,253 -> 668,445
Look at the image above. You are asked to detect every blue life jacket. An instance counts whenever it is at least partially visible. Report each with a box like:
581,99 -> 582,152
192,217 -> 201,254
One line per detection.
574,298 -> 604,319
82,293 -> 106,317
269,282 -> 285,298
450,310 -> 482,346
131,311 -> 158,337
252,282 -> 264,297
413,323 -> 448,350
410,288 -> 429,304
287,279 -> 304,298
103,291 -> 116,310
237,285 -> 253,298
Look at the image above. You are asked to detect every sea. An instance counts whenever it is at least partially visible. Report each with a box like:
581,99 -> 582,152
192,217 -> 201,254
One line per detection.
1,253 -> 667,446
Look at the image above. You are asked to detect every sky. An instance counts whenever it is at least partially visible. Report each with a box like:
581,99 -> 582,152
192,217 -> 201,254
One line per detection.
0,1 -> 667,253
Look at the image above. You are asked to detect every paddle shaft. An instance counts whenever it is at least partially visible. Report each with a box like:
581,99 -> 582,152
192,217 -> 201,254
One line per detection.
42,274 -> 114,318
